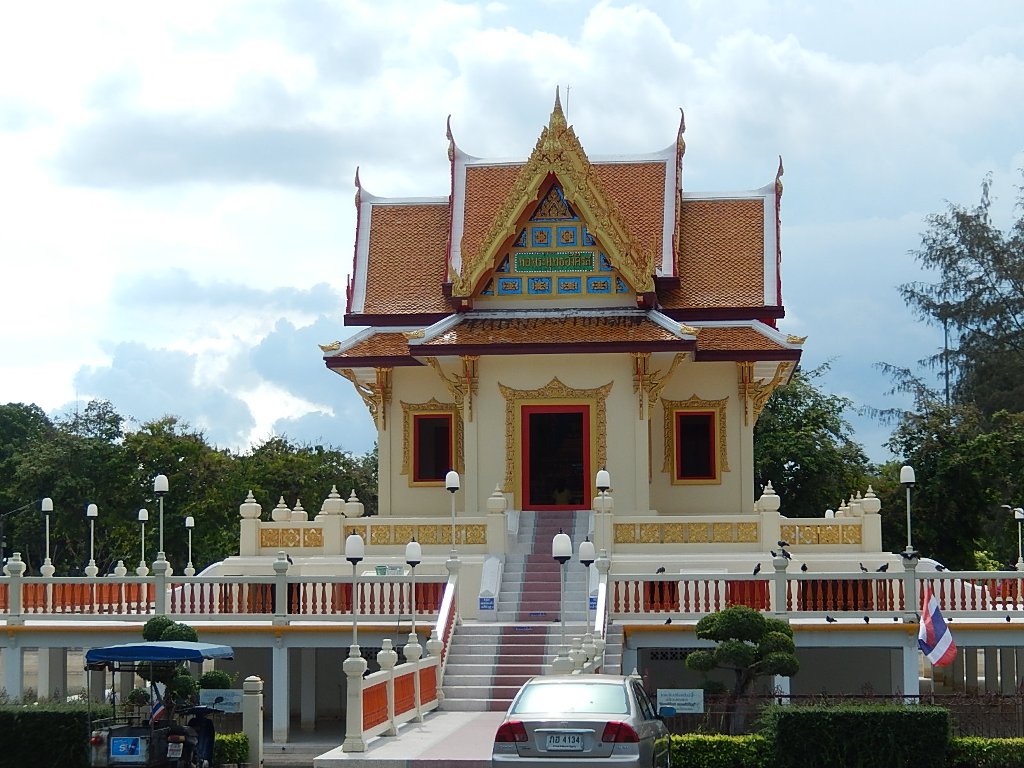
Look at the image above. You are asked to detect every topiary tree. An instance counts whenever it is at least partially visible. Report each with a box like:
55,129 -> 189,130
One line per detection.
685,605 -> 799,734
199,669 -> 233,690
142,616 -> 174,642
137,617 -> 200,715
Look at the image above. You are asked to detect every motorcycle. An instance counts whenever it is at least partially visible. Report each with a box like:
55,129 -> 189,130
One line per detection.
84,640 -> 234,768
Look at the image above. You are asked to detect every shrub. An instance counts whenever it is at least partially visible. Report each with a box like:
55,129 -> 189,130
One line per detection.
757,704 -> 950,768
142,615 -> 174,641
949,736 -> 1024,768
200,669 -> 233,690
0,703 -> 92,767
168,668 -> 198,703
160,622 -> 199,642
668,734 -> 769,768
213,731 -> 250,766
124,687 -> 151,706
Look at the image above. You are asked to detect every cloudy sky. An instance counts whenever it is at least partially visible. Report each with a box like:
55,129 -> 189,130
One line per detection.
2,0 -> 1022,463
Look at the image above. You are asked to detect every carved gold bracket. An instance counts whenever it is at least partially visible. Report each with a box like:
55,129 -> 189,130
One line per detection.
737,361 -> 792,425
632,352 -> 687,420
339,367 -> 392,430
425,356 -> 479,422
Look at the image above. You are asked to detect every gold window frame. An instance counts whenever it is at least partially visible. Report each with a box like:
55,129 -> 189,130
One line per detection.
401,399 -> 464,486
661,395 -> 729,485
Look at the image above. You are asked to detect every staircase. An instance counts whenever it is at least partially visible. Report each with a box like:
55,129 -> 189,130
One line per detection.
441,510 -> 595,711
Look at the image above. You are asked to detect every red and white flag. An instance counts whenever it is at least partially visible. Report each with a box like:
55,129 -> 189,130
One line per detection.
918,586 -> 956,666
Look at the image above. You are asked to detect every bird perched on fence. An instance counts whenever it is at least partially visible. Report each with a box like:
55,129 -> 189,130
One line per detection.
664,617 -> 672,625
800,563 -> 809,572
752,563 -> 761,575
876,563 -> 889,572
778,540 -> 790,549
859,563 -> 869,572
898,550 -> 920,560
655,566 -> 666,574
825,615 -> 838,623
936,564 -> 947,571
863,616 -> 870,623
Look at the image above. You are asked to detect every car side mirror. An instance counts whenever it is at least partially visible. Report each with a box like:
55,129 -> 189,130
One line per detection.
657,706 -> 676,718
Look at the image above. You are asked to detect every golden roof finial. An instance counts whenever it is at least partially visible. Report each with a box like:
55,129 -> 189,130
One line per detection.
776,155 -> 784,194
353,166 -> 361,208
550,86 -> 567,131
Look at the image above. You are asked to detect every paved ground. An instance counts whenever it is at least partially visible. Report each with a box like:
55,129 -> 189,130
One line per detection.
305,710 -> 504,768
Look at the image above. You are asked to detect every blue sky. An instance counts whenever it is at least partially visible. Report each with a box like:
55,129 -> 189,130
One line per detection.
1,1 -> 1022,463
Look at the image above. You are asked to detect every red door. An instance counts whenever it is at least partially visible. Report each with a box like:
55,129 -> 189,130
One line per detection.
522,405 -> 590,510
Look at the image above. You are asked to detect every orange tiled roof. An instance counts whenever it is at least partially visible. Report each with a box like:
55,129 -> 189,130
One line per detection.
415,315 -> 690,349
661,198 -> 765,309
359,203 -> 452,317
695,326 -> 788,353
330,332 -> 416,361
459,164 -> 524,279
594,162 -> 666,268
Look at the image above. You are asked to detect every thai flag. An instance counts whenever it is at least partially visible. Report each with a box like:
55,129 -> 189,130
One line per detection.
151,698 -> 167,722
918,585 -> 956,666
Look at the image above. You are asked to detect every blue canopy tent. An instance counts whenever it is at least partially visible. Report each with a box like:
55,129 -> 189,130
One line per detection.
85,641 -> 234,669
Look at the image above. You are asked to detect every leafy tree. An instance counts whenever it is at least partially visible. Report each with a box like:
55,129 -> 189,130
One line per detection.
882,368 -> 1024,568
685,606 -> 798,734
754,365 -> 872,517
1,399 -> 380,573
898,172 -> 1024,415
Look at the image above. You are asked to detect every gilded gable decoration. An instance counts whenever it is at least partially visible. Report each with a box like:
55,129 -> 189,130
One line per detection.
454,89 -> 655,299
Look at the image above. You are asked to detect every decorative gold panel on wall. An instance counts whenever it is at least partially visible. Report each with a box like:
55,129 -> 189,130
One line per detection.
464,524 -> 486,545
371,526 -> 393,545
614,524 -> 637,544
736,522 -> 759,543
394,524 -> 416,544
499,378 -> 612,497
301,527 -> 324,547
612,520 -> 761,544
260,528 -> 281,548
780,523 -> 862,547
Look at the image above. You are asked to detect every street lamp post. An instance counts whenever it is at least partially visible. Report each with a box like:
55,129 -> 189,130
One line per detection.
899,465 -> 916,554
136,508 -> 149,576
40,498 -> 54,577
445,470 -> 460,560
85,503 -> 99,577
184,516 -> 195,576
579,537 -> 596,637
153,474 -> 169,569
345,530 -> 365,646
1011,507 -> 1024,570
406,538 -> 422,646
552,529 -> 572,650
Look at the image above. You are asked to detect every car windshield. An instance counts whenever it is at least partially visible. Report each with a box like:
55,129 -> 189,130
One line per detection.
510,682 -> 629,715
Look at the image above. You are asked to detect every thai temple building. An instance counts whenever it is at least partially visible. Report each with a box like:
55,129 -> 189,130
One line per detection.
2,94 -> 1022,753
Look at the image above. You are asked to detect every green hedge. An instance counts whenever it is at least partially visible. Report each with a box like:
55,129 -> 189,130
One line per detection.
668,734 -> 770,768
756,703 -> 950,768
948,737 -> 1024,768
0,704 -> 92,768
213,731 -> 250,766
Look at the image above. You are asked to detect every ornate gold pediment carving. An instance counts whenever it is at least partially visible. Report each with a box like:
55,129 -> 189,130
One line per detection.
454,90 -> 654,298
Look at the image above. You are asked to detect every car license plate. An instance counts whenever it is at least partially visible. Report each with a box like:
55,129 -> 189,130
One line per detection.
167,743 -> 183,759
546,733 -> 583,751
